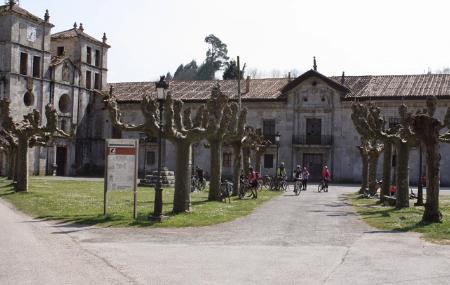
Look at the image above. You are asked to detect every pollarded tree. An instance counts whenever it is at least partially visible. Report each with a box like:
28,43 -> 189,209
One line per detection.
0,129 -> 17,181
0,100 -> 70,192
352,103 -> 415,208
204,84 -> 234,201
351,105 -> 384,197
409,97 -> 450,223
104,82 -> 210,213
224,105 -> 248,196
367,139 -> 384,196
356,138 -> 369,194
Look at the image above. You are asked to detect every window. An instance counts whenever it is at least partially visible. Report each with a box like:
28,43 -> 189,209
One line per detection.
85,70 -> 91,89
94,73 -> 100,89
20,52 -> 28,75
95,50 -> 100,67
263,119 -> 276,143
57,46 -> 65,56
264,154 -> 274,169
58,94 -> 71,113
389,117 -> 401,129
223,152 -> 232,168
86,47 -> 92,64
23,91 -> 34,106
62,62 -> 71,82
32,56 -> 41,78
146,151 -> 156,165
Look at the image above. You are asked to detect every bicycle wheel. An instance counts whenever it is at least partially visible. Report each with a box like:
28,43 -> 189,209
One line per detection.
281,181 -> 288,192
295,182 -> 301,196
269,180 -> 276,191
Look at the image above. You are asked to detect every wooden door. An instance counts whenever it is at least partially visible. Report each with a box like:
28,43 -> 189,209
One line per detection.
303,153 -> 323,181
56,146 -> 67,176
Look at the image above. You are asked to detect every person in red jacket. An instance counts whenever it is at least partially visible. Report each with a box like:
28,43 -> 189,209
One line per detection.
247,166 -> 258,199
321,165 -> 331,191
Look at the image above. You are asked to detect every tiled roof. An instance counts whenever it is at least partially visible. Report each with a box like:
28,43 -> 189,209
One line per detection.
109,73 -> 450,103
331,74 -> 450,99
51,28 -> 110,48
109,79 -> 289,102
0,4 -> 53,26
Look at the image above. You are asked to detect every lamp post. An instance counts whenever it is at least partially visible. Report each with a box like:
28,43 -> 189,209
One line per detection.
274,132 -> 281,177
152,76 -> 168,221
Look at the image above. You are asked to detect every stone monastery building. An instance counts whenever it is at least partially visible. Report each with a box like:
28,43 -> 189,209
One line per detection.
1,1 -> 450,185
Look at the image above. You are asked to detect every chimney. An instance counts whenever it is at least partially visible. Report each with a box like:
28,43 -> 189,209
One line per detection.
341,71 -> 345,85
245,76 -> 250,94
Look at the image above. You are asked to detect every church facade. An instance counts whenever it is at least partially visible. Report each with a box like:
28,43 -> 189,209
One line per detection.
1,2 -> 450,186
0,1 -> 109,176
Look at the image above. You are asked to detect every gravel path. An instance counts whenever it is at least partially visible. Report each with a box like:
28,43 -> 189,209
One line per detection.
1,184 -> 450,284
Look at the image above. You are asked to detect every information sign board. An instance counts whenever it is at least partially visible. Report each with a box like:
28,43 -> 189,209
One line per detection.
104,139 -> 138,218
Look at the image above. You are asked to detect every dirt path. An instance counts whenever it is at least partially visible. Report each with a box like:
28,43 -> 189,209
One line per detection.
1,185 -> 450,284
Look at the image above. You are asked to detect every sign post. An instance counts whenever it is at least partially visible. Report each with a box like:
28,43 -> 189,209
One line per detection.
104,139 -> 139,219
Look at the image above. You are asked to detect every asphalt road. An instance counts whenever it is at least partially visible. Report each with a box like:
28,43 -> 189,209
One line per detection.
1,185 -> 450,285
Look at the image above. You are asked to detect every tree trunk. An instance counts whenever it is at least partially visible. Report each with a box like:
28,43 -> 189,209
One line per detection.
422,139 -> 442,223
232,142 -> 241,196
255,150 -> 263,174
243,147 -> 250,174
358,147 -> 369,194
395,142 -> 410,209
208,139 -> 223,201
173,141 -> 192,213
381,142 -> 392,203
15,136 -> 29,192
368,151 -> 380,195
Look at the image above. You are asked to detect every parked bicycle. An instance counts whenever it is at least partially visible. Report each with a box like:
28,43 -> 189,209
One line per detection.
239,178 -> 258,199
191,175 -> 206,192
220,179 -> 232,203
270,176 -> 288,192
258,175 -> 272,191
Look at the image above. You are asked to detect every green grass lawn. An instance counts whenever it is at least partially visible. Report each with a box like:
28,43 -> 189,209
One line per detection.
349,193 -> 450,244
0,177 -> 280,228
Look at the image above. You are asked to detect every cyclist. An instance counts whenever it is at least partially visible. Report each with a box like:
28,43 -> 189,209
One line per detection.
277,162 -> 287,179
293,165 -> 302,194
321,165 -> 331,191
302,166 -> 310,191
248,166 -> 259,198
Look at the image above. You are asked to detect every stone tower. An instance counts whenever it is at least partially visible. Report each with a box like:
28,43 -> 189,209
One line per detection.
0,1 -> 111,176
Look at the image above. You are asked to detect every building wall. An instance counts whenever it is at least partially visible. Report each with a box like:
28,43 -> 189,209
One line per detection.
104,80 -> 450,186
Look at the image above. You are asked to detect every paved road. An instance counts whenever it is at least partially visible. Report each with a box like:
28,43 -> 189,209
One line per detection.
1,185 -> 450,285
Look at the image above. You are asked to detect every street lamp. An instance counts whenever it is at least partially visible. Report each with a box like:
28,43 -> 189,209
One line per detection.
152,76 -> 168,221
274,132 -> 281,177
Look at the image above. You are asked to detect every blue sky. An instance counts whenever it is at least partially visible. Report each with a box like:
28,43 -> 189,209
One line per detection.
20,0 -> 450,82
